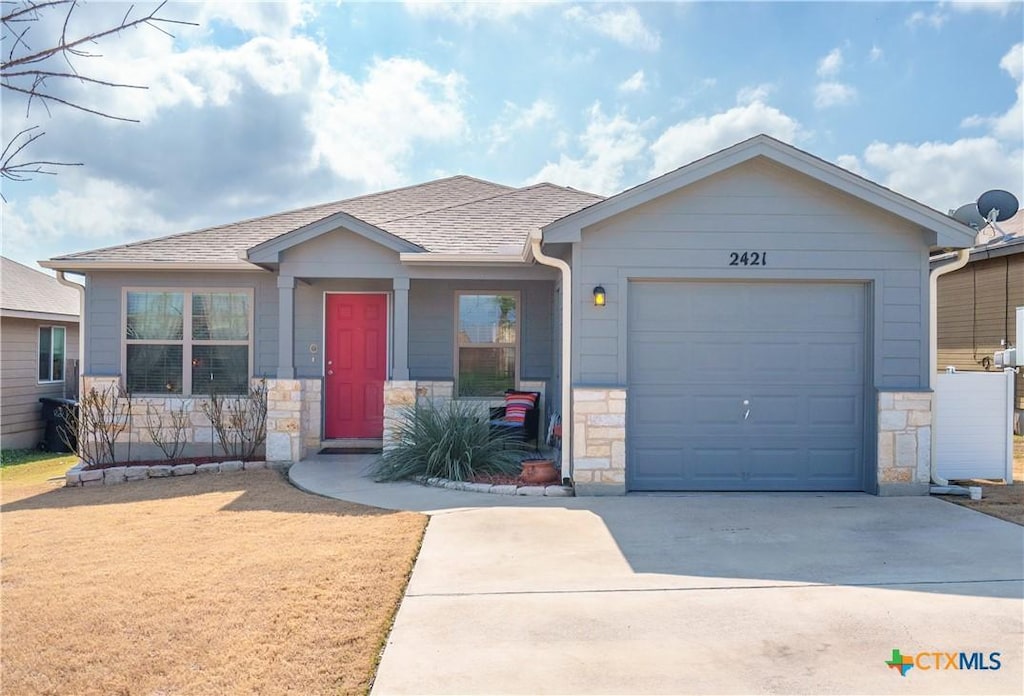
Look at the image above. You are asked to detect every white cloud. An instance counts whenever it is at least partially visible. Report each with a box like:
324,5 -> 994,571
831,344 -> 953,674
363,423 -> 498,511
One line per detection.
2,5 -> 473,266
736,83 -> 774,105
947,1 -> 1018,15
961,43 -> 1023,142
650,100 -> 802,175
403,1 -> 546,25
309,57 -> 467,188
817,48 -> 844,78
488,99 -> 557,152
859,137 -> 1022,209
835,154 -> 865,175
618,70 -> 648,93
530,102 -> 651,194
812,47 -> 856,109
564,5 -> 661,51
1002,42 -> 1024,81
839,45 -> 1022,211
814,81 -> 858,109
198,1 -> 316,37
869,45 -> 884,62
906,9 -> 948,29
1,176 -> 184,268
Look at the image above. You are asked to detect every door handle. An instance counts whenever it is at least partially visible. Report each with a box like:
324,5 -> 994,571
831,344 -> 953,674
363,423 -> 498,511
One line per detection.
742,399 -> 750,421
328,370 -> 334,376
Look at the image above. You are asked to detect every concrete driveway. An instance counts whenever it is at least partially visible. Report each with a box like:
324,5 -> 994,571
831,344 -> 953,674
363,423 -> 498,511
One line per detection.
290,459 -> 1024,694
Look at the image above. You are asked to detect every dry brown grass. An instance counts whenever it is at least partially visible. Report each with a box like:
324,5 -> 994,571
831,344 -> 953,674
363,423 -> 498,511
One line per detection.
1,463 -> 426,695
940,436 -> 1024,525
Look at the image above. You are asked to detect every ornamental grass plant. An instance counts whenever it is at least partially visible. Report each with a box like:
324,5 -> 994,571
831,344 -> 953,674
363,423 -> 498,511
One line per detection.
372,401 -> 523,482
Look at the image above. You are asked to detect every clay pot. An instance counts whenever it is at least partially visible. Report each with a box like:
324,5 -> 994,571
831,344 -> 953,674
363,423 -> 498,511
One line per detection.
520,459 -> 559,485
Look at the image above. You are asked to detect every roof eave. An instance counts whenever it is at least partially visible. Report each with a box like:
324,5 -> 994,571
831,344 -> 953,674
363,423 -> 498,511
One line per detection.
399,251 -> 531,266
1,308 -> 80,322
39,260 -> 269,272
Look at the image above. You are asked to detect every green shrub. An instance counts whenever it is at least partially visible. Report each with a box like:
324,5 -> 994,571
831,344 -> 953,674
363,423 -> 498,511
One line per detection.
372,401 -> 523,482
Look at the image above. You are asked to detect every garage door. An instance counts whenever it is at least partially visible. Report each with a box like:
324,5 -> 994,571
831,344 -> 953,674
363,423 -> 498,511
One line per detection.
628,281 -> 867,491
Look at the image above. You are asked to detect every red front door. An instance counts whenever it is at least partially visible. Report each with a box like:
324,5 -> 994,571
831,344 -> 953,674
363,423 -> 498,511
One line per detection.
324,293 -> 388,439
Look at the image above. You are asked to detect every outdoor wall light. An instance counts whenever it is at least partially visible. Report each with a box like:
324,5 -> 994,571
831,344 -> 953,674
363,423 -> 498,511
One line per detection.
593,285 -> 606,307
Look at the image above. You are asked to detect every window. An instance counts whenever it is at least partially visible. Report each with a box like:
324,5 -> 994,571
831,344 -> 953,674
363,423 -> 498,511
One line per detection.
38,326 -> 66,383
124,290 -> 251,395
455,292 -> 519,397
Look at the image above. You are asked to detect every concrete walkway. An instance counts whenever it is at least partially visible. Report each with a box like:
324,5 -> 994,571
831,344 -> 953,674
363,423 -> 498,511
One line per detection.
290,457 -> 1024,695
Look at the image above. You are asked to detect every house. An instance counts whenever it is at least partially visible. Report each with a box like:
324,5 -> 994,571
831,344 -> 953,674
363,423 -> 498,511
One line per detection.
41,135 -> 976,495
933,210 -> 1023,429
1,256 -> 81,449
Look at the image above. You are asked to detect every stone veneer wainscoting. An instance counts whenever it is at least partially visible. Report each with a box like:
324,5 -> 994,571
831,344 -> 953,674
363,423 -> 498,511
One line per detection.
572,387 -> 627,495
77,375 -> 299,464
876,390 -> 932,495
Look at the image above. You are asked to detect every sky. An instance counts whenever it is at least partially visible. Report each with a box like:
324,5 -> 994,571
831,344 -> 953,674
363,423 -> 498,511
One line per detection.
1,0 -> 1022,271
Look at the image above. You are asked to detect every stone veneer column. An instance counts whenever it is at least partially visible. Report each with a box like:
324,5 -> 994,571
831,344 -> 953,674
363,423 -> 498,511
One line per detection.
299,379 -> 322,459
266,379 -> 303,464
572,387 -> 627,495
383,381 -> 417,451
877,390 -> 932,496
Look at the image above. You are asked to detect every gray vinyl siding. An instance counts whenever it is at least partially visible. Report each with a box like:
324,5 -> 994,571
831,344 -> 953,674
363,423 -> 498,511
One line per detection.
0,317 -> 80,449
82,271 -> 278,377
571,158 -> 932,390
408,279 -> 555,381
280,228 -> 404,278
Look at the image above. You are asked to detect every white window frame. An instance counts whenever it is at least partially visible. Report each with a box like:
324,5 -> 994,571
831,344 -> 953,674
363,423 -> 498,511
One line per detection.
121,287 -> 254,396
37,325 -> 66,384
454,290 -> 521,398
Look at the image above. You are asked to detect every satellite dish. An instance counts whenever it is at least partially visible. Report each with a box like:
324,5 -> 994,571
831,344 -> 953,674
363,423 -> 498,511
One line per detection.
951,202 -> 986,229
976,189 -> 1019,222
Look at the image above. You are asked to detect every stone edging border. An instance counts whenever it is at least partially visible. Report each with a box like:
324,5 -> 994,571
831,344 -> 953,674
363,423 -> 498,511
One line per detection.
413,475 -> 574,497
65,460 -> 283,487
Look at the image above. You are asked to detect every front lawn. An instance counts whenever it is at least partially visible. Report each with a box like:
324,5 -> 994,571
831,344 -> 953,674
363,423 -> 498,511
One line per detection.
1,459 -> 426,695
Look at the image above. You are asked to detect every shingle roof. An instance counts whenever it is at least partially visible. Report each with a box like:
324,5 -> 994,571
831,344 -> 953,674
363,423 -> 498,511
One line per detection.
47,175 -> 599,266
1,257 -> 80,318
383,183 -> 604,253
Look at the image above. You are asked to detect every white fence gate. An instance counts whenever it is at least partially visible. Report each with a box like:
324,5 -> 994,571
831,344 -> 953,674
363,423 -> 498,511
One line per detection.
934,369 -> 1015,481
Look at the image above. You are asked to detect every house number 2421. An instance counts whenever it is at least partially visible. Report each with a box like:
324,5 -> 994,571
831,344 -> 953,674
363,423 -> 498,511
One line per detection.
728,251 -> 767,266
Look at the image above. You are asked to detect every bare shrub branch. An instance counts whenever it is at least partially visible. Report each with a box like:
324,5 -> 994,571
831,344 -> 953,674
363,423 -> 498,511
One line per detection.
144,400 -> 189,461
199,380 -> 268,461
58,383 -> 132,467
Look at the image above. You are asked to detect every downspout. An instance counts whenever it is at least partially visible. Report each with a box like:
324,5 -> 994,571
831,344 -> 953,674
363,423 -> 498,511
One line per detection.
928,248 -> 972,491
55,271 -> 85,399
529,235 -> 573,485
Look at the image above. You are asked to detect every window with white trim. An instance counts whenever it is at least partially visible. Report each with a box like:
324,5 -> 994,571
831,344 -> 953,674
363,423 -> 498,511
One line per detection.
455,292 -> 519,397
124,290 -> 251,395
38,326 -> 66,383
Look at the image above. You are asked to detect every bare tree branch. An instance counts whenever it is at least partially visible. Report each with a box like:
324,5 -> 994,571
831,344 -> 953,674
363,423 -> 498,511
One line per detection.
0,0 -> 196,186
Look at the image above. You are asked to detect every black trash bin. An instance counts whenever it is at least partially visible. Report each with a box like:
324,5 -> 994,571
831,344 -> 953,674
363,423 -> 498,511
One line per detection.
39,397 -> 77,452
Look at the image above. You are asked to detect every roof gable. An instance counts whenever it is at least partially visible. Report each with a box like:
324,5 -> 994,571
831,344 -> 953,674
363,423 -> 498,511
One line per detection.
246,210 -> 423,264
543,134 -> 977,249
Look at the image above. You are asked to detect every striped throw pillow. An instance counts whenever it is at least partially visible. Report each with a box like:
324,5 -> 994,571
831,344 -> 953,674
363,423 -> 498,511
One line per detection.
503,392 -> 537,425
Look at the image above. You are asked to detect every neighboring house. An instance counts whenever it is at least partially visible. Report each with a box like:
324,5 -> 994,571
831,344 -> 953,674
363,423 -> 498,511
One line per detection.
933,211 -> 1023,417
41,135 -> 975,495
1,257 -> 81,450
